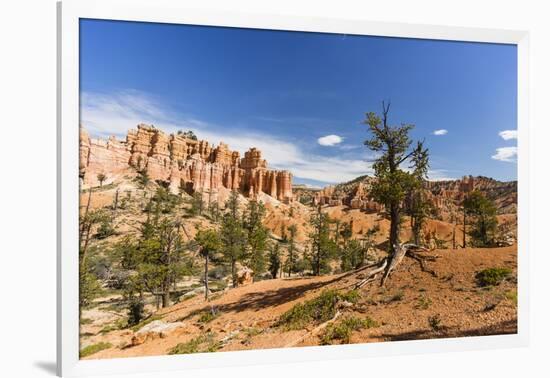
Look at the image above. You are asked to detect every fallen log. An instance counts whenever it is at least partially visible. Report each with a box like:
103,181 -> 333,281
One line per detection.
284,310 -> 342,348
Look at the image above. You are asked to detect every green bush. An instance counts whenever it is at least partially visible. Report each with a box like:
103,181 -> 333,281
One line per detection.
135,168 -> 150,188
388,290 -> 404,302
168,333 -> 220,354
119,197 -> 129,210
79,269 -> 102,309
127,297 -> 145,326
415,296 -> 432,310
321,316 -> 378,345
278,290 -> 360,330
197,308 -> 220,324
80,342 -> 112,358
168,337 -> 203,354
244,327 -> 262,337
505,289 -> 518,305
99,318 -> 127,334
476,267 -> 512,287
241,327 -> 263,345
428,315 -> 442,331
95,217 -> 116,239
147,187 -> 182,214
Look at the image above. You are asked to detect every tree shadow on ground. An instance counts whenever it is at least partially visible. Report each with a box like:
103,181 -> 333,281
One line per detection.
174,276 -> 345,321
219,276 -> 345,313
377,319 -> 517,342
162,273 -> 355,321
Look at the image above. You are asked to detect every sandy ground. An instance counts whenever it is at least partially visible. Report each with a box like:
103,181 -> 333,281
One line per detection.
82,245 -> 517,359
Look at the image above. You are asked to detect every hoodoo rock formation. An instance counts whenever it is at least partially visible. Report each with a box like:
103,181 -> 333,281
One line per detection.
423,176 -> 517,215
312,176 -> 384,213
80,124 -> 293,203
301,174 -> 517,219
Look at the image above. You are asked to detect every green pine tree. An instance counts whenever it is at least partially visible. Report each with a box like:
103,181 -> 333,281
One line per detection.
363,101 -> 429,255
244,200 -> 269,278
194,229 -> 222,300
463,190 -> 498,246
268,242 -> 281,279
115,191 -> 191,309
309,205 -> 336,275
286,224 -> 298,277
188,190 -> 205,216
220,191 -> 247,287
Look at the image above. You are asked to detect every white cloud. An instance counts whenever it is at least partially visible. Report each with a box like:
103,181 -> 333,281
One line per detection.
294,183 -> 323,190
432,129 -> 448,136
499,130 -> 518,140
289,157 -> 372,183
317,134 -> 343,146
81,91 -> 373,184
426,170 -> 456,181
81,91 -> 466,185
80,90 -> 178,137
338,144 -> 362,151
491,147 -> 517,163
81,90 -> 458,185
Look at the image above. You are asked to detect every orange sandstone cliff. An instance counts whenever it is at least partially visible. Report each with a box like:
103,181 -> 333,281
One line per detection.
79,124 -> 293,202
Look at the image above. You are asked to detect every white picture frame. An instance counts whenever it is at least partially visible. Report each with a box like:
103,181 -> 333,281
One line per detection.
57,0 -> 530,376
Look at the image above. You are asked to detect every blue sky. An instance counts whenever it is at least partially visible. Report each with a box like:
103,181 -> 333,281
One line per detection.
80,19 -> 518,187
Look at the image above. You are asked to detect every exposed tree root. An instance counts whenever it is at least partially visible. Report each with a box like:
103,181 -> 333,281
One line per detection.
354,259 -> 388,289
354,274 -> 380,289
381,244 -> 409,286
407,250 -> 439,277
350,244 -> 440,289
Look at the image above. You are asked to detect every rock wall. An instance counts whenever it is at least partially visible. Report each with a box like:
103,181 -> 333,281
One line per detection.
80,124 -> 293,203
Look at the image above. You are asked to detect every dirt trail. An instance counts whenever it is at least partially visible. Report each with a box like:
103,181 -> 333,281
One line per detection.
85,246 -> 517,359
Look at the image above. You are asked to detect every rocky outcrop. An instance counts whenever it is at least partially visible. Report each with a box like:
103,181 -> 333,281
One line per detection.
131,320 -> 185,346
79,128 -> 131,183
305,174 -> 516,217
424,175 -> 517,214
80,124 -> 293,203
236,265 -> 254,286
312,176 -> 383,212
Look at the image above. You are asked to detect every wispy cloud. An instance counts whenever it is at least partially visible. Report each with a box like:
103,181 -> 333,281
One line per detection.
80,89 -> 179,137
81,90 -> 374,184
491,147 -> 517,163
293,182 -> 323,190
338,144 -> 362,151
426,169 -> 456,181
317,134 -> 343,146
251,115 -> 330,125
432,129 -> 448,136
499,130 -> 518,140
81,90 -> 456,184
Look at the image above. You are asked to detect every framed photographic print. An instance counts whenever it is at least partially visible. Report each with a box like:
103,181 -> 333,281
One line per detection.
57,0 -> 529,376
